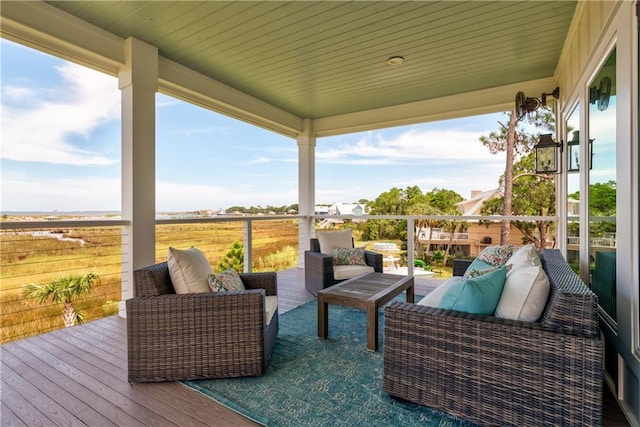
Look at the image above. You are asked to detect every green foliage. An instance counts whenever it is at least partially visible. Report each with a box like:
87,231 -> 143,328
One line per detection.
23,272 -> 98,305
480,152 -> 556,246
23,272 -> 99,327
480,109 -> 554,155
217,241 -> 245,272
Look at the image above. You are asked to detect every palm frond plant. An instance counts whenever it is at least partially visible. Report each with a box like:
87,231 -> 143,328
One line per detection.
23,272 -> 99,327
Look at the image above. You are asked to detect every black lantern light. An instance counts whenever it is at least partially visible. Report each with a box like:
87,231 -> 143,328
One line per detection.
567,130 -> 580,172
534,134 -> 560,174
567,130 -> 594,172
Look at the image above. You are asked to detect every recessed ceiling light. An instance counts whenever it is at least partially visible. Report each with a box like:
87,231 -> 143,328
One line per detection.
386,56 -> 405,65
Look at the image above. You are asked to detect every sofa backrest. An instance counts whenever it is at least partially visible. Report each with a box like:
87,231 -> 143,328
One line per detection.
539,249 -> 599,338
133,261 -> 176,297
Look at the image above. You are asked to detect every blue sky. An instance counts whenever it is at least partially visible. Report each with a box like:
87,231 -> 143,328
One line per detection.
1,38 -> 511,213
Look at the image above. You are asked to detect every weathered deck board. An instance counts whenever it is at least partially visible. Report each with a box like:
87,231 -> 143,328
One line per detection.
0,269 -> 628,426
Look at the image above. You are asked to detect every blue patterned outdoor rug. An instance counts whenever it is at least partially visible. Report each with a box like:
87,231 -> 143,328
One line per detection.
183,298 -> 475,427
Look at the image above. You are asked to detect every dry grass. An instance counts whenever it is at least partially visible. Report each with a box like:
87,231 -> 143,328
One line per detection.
0,220 -> 299,343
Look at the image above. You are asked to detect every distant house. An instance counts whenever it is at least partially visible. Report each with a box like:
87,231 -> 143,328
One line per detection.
327,203 -> 366,216
455,189 -> 501,215
316,202 -> 367,229
314,205 -> 329,215
416,189 -> 529,257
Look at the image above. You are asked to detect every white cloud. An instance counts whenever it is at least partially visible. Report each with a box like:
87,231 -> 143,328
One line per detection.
1,175 -> 120,211
2,85 -> 35,100
156,180 -> 298,211
318,128 -> 499,164
1,62 -> 120,165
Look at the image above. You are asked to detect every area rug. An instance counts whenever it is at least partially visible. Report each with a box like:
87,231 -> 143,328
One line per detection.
183,299 -> 475,427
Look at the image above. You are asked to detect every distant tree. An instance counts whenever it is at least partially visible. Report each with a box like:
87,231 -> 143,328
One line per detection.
569,181 -> 616,236
369,187 -> 407,215
218,241 -> 245,272
23,272 -> 99,327
425,188 -> 464,212
480,109 -> 554,244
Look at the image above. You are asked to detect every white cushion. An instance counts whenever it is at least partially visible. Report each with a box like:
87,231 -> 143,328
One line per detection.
317,229 -> 353,255
333,264 -> 374,281
507,244 -> 542,270
494,264 -> 550,322
265,296 -> 278,326
167,247 -> 212,294
417,276 -> 463,307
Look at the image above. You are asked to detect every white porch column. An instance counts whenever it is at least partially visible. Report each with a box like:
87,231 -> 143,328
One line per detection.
297,118 -> 316,267
118,37 -> 158,316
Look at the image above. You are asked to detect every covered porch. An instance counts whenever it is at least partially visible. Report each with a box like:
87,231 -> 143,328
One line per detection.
0,269 -> 629,426
1,1 -> 638,425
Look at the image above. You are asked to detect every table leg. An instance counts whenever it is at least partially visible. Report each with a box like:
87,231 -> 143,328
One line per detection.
318,295 -> 328,339
406,282 -> 415,303
367,304 -> 378,352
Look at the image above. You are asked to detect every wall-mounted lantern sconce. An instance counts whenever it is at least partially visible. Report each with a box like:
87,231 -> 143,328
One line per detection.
567,130 -> 580,172
535,133 -> 561,174
566,130 -> 594,173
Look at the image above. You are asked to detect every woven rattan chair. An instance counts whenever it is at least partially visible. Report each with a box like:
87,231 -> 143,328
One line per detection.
126,262 -> 278,383
383,249 -> 603,426
304,238 -> 383,296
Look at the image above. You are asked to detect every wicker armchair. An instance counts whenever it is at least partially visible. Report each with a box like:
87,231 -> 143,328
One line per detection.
126,262 -> 278,383
383,249 -> 603,426
304,238 -> 383,296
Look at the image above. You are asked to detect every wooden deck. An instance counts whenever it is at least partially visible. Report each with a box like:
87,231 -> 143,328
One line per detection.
1,269 -> 629,426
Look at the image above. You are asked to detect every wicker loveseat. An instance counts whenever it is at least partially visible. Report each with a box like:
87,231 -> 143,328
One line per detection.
127,262 -> 278,383
383,249 -> 603,426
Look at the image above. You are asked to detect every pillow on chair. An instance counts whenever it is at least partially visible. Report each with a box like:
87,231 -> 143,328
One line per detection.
317,229 -> 353,255
167,247 -> 212,294
332,247 -> 366,266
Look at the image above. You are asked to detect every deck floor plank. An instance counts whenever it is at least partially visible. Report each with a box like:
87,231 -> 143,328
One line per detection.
34,333 -> 187,426
1,401 -> 29,427
1,344 -> 117,426
1,363 -> 82,426
0,269 -> 628,426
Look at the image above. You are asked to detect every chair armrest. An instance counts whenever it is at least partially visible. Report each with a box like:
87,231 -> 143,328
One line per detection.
240,271 -> 278,296
383,301 -> 603,426
365,250 -> 383,272
304,250 -> 336,296
452,258 -> 473,276
126,290 -> 266,382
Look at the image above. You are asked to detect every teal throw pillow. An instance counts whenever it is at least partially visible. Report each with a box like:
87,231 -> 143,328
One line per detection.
438,266 -> 507,315
463,258 -> 493,276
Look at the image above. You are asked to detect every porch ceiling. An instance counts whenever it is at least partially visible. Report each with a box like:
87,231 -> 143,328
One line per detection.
41,1 -> 576,122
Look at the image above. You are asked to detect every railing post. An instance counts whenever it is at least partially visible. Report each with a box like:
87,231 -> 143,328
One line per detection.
244,219 -> 252,273
407,217 -> 415,276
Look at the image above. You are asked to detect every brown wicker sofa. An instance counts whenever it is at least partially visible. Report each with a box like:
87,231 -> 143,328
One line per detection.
383,249 -> 603,426
126,261 -> 278,383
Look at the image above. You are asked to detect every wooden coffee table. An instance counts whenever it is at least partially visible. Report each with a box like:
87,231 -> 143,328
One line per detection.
317,272 -> 414,351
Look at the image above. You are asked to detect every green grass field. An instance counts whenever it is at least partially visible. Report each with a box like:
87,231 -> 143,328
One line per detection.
0,220 -> 299,344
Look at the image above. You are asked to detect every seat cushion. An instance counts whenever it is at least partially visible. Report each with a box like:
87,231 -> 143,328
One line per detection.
333,264 -> 374,281
317,229 -> 353,255
265,296 -> 278,326
167,247 -> 212,294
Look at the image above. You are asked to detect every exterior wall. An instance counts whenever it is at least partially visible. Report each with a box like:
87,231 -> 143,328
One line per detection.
557,1 -> 639,424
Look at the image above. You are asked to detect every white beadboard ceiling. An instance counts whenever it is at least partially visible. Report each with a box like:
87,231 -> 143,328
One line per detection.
43,1 -> 576,120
